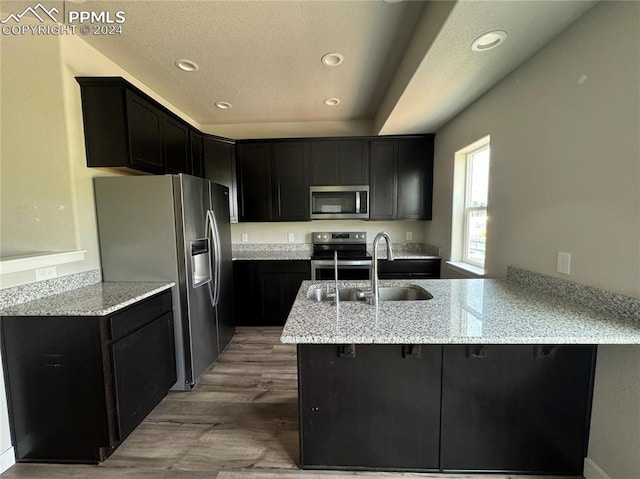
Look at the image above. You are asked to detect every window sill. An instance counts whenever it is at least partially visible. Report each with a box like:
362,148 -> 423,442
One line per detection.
446,261 -> 486,278
0,250 -> 87,275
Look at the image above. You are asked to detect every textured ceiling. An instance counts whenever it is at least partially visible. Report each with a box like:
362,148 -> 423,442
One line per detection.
73,0 -> 597,134
79,0 -> 425,125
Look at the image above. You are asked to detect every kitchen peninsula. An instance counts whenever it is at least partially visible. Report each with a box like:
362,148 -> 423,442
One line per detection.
281,268 -> 640,475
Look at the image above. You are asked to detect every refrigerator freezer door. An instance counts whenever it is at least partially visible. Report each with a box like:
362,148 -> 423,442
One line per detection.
174,174 -> 220,387
210,183 -> 235,354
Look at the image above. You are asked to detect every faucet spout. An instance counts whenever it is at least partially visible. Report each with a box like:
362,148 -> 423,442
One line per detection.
369,231 -> 393,306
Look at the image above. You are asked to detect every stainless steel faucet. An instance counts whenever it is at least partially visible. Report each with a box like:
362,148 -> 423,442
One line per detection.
366,231 -> 394,305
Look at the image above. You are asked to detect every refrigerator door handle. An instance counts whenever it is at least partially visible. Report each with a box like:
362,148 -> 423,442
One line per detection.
206,209 -> 222,307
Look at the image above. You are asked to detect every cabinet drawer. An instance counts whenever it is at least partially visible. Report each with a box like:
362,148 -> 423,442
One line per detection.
258,260 -> 310,274
377,259 -> 441,279
109,290 -> 172,342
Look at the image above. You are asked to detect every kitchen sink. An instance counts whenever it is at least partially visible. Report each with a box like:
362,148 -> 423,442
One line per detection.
307,284 -> 432,302
307,286 -> 362,302
377,285 -> 433,301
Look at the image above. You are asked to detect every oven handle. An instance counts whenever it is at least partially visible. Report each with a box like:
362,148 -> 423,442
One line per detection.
311,259 -> 372,267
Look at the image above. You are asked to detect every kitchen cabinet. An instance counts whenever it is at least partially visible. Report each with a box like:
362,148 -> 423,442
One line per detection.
440,344 -> 596,475
377,258 -> 441,279
189,129 -> 204,178
310,139 -> 369,186
203,136 -> 239,222
77,77 -> 227,176
297,343 -> 596,474
272,142 -> 309,221
233,260 -> 310,326
163,115 -> 191,174
1,291 -> 176,463
369,136 -> 434,220
236,141 -> 309,222
299,344 -> 442,471
236,143 -> 273,222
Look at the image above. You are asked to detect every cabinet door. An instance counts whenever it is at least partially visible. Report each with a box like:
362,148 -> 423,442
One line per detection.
369,140 -> 398,220
441,345 -> 596,474
337,140 -> 369,185
1,316 -> 110,462
254,260 -> 310,325
204,137 -> 238,222
397,137 -> 433,220
190,130 -> 204,177
125,89 -> 165,173
310,141 -> 338,185
164,116 -> 191,174
236,143 -> 272,222
111,312 -> 176,441
232,260 -> 259,326
299,344 -> 442,471
272,142 -> 309,221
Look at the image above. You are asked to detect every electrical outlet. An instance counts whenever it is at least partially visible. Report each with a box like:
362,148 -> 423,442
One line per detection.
241,233 -> 248,243
556,252 -> 571,275
35,266 -> 57,282
287,232 -> 295,242
406,231 -> 413,241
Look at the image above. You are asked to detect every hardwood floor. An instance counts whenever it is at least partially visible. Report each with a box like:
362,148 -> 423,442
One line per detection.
2,327 -> 582,479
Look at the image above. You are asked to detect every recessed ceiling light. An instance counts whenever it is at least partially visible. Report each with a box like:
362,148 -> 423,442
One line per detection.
471,31 -> 507,52
323,98 -> 340,106
321,53 -> 344,67
214,102 -> 232,110
175,59 -> 199,72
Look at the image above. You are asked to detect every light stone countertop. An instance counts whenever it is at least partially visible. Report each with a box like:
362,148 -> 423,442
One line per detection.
281,279 -> 640,345
0,281 -> 174,317
232,251 -> 313,261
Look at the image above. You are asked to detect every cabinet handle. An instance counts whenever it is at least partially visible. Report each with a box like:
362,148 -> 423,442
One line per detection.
533,345 -> 557,359
466,345 -> 488,359
402,345 -> 421,359
338,344 -> 356,358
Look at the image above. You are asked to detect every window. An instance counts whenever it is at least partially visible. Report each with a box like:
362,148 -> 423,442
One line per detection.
449,136 -> 491,276
463,144 -> 490,267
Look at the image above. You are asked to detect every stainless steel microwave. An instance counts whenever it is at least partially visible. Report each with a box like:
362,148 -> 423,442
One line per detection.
310,185 -> 369,220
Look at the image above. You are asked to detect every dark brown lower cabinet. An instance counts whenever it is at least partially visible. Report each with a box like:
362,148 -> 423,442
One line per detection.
298,344 -> 442,471
377,258 -> 441,279
1,291 -> 176,463
233,260 -> 310,326
440,344 -> 596,475
297,343 -> 596,474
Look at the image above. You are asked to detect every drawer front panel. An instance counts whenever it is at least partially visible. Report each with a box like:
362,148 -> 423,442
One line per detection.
109,290 -> 172,341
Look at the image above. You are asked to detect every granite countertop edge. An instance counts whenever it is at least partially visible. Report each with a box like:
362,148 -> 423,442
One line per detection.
280,279 -> 640,345
0,281 -> 175,317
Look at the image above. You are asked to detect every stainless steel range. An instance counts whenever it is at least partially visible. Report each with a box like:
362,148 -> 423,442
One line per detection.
311,231 -> 372,280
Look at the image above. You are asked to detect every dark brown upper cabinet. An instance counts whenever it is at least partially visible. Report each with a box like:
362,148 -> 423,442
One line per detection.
310,139 -> 369,186
163,116 -> 191,174
203,136 -> 239,223
236,141 -> 309,222
77,77 -> 196,175
369,136 -> 434,220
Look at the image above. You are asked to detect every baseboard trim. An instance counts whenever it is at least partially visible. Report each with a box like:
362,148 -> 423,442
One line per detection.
584,457 -> 612,479
0,446 -> 15,474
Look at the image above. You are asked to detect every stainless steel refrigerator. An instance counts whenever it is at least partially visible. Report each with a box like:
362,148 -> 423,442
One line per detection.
94,174 -> 234,391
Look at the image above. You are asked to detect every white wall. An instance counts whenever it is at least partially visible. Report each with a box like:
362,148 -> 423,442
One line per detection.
426,3 -> 640,478
201,120 -> 374,140
426,1 -> 639,298
231,220 -> 424,245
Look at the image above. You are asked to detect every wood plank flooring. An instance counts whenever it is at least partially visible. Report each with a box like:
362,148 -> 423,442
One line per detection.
2,327 -> 582,479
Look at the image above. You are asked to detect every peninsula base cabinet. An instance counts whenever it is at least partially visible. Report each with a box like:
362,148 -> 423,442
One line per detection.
0,291 -> 176,464
298,343 -> 596,475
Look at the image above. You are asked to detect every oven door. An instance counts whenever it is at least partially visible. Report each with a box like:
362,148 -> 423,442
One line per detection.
311,259 -> 372,281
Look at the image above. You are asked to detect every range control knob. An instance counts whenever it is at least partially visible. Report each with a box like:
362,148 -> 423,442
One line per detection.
316,234 -> 322,239
322,234 -> 328,240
